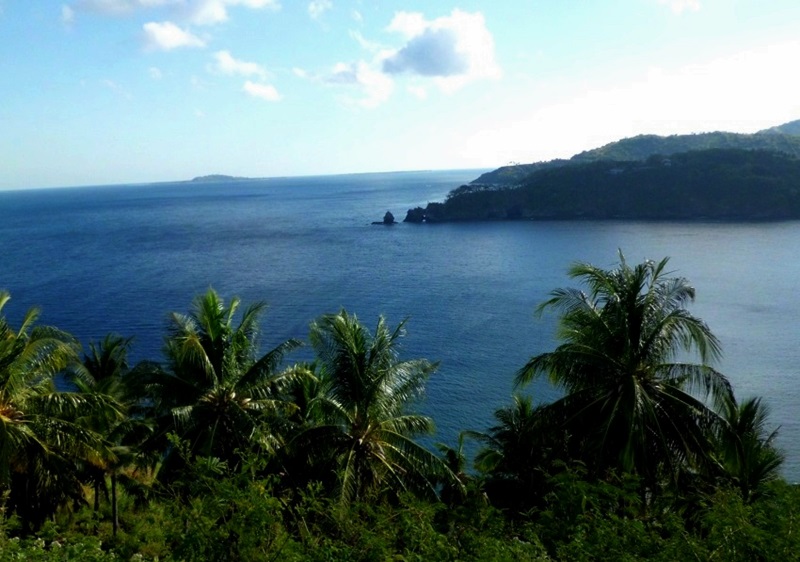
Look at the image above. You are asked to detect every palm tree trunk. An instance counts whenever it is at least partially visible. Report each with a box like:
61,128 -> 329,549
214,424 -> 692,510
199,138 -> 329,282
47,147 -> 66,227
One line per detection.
94,479 -> 101,512
111,472 -> 119,537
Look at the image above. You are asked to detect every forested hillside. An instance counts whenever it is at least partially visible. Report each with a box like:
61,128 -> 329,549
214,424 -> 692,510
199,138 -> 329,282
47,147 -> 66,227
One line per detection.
472,119 -> 800,187
406,148 -> 800,222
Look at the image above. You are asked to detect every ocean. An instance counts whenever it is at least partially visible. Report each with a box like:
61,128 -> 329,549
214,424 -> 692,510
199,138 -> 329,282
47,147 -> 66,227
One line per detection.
1,170 -> 799,480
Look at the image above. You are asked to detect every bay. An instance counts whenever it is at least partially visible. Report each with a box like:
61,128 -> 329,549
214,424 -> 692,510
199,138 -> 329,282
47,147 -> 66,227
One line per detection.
1,170 -> 798,480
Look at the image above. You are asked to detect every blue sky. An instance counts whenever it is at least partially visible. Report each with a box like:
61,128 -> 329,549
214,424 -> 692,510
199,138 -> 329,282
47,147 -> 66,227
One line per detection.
2,0 -> 800,189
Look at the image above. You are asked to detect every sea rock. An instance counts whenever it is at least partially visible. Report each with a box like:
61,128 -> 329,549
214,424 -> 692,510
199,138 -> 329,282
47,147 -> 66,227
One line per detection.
372,211 -> 396,225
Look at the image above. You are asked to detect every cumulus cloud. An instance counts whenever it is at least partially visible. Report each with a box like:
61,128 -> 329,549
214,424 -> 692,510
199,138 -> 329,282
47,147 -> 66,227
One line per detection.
386,11 -> 427,38
308,0 -> 331,20
143,21 -> 205,50
658,0 -> 701,14
243,80 -> 281,101
325,61 -> 393,108
382,10 -> 500,92
211,50 -> 266,78
407,85 -> 427,99
383,27 -> 468,77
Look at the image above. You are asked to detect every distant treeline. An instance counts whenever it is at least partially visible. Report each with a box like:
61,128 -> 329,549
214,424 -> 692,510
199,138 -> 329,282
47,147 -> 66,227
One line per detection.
471,122 -> 800,187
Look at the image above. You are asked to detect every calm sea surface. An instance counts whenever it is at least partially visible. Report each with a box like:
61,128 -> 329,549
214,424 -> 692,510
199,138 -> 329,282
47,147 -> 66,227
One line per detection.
1,170 -> 799,479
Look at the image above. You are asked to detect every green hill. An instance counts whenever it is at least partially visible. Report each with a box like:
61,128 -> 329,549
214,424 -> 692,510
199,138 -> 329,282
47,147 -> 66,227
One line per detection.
405,148 -> 800,222
471,119 -> 800,187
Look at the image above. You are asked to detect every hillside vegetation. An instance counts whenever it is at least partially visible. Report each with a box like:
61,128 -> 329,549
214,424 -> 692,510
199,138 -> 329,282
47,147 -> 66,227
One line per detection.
405,119 -> 800,222
471,119 -> 800,187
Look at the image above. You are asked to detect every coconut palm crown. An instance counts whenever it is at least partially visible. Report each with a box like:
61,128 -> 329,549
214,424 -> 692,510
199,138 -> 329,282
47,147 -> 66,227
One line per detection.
0,291 -> 120,530
516,254 -> 733,481
142,289 -> 303,467
295,310 -> 452,505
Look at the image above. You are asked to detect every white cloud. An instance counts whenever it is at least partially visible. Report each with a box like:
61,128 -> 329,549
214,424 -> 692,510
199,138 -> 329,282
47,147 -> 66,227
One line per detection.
384,27 -> 468,77
211,50 -> 266,78
243,80 -> 281,101
351,9 -> 361,23
382,10 -> 500,93
658,0 -> 701,14
293,67 -> 308,78
407,85 -> 427,99
143,21 -> 205,50
61,4 -> 75,24
190,0 -> 279,26
386,12 -> 426,38
308,0 -> 331,20
349,30 -> 382,53
325,61 -> 393,108
463,40 -> 800,166
149,66 -> 163,79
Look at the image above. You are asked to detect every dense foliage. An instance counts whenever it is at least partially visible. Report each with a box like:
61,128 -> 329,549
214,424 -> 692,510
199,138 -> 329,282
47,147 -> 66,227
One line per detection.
407,149 -> 800,221
0,257 -> 794,560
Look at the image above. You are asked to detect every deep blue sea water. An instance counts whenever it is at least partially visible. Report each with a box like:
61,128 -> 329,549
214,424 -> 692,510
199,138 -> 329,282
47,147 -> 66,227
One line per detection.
2,170 -> 799,480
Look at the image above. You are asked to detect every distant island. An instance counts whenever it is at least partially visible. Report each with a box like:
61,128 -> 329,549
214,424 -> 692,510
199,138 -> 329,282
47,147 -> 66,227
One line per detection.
188,174 -> 250,183
405,119 -> 800,222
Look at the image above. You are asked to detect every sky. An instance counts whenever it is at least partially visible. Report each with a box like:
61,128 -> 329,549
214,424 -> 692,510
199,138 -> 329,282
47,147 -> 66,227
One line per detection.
2,0 -> 800,189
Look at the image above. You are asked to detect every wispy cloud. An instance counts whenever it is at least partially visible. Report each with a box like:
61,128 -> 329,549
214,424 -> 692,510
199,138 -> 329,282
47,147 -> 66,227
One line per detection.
243,80 -> 281,101
149,66 -> 163,79
71,0 -> 180,17
210,50 -> 267,78
307,0 -> 331,20
102,78 -> 132,99
67,0 -> 278,25
324,61 -> 393,108
658,0 -> 701,14
190,0 -> 279,26
382,10 -> 500,93
61,4 -> 75,24
349,30 -> 382,52
143,21 -> 206,50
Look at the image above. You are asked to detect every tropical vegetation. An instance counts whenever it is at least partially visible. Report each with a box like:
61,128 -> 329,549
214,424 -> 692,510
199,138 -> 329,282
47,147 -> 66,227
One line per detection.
0,257 -> 794,560
406,149 -> 800,221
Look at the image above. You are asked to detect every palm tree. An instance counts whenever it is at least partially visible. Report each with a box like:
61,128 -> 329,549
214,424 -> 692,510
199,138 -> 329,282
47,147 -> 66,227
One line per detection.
470,395 -> 567,510
0,291 -> 117,532
435,432 -> 471,505
293,310 -> 454,505
716,395 -> 783,503
141,289 -> 303,472
69,334 -> 151,536
515,254 -> 733,485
